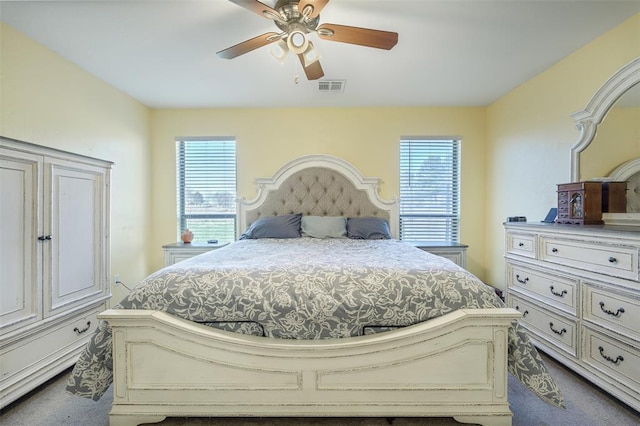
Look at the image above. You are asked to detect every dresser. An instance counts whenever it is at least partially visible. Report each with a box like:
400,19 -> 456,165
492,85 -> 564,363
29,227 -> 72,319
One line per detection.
0,137 -> 111,408
504,222 -> 640,411
162,242 -> 229,266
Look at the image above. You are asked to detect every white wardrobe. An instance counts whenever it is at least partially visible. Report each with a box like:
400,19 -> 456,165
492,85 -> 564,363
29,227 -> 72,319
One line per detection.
0,137 -> 111,408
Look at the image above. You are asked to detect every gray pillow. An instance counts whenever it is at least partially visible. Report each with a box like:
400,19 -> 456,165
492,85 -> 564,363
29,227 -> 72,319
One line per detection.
240,214 -> 302,239
301,216 -> 347,238
347,217 -> 392,240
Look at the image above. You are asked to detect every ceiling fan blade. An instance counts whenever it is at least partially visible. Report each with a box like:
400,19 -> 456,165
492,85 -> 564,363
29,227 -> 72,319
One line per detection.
317,23 -> 398,50
228,0 -> 283,22
216,32 -> 281,59
297,0 -> 330,19
298,55 -> 324,80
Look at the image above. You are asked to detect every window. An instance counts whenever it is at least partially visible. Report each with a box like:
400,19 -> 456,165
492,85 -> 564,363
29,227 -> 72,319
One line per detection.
399,138 -> 460,242
176,138 -> 236,243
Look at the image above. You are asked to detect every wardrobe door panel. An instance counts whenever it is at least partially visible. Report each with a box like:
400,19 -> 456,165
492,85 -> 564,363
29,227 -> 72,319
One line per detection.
0,150 -> 42,335
44,158 -> 107,317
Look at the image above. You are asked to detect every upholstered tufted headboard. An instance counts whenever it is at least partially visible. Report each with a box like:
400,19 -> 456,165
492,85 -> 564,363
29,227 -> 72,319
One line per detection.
237,155 -> 399,238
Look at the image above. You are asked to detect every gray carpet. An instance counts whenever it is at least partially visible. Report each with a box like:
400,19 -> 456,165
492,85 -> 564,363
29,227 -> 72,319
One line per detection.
1,353 -> 639,426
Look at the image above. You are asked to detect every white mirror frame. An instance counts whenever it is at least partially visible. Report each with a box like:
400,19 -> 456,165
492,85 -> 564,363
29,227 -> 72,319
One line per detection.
570,57 -> 640,182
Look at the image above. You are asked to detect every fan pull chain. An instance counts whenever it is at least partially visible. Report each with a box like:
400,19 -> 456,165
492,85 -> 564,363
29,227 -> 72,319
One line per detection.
293,57 -> 300,84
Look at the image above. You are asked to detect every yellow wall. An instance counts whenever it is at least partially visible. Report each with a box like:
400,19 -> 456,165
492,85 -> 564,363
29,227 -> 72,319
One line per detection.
486,14 -> 640,290
0,22 -> 152,302
149,107 -> 489,276
3,11 -> 639,299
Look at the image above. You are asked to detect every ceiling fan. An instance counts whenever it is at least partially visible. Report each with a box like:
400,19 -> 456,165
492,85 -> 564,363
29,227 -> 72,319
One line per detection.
216,0 -> 399,81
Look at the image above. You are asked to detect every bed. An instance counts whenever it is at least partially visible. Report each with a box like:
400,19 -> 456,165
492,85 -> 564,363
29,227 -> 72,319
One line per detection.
66,154 -> 564,426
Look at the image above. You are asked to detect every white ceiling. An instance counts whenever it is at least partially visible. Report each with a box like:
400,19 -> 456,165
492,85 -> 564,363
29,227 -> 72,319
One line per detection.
2,0 -> 639,108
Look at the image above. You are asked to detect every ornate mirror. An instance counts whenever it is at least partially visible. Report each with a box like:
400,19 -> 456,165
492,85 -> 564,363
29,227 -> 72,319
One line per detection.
570,57 -> 640,182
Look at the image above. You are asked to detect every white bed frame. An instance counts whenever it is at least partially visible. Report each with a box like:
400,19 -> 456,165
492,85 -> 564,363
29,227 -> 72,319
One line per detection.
102,155 -> 521,426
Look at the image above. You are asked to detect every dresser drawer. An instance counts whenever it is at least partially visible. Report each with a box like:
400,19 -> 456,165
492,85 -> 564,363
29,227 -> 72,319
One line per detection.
507,262 -> 577,314
583,283 -> 640,341
583,327 -> 640,391
508,294 -> 577,356
540,237 -> 639,281
505,231 -> 537,258
0,308 -> 100,380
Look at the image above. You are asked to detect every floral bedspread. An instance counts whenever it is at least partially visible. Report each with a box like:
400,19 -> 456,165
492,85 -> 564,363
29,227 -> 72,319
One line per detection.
66,238 -> 564,407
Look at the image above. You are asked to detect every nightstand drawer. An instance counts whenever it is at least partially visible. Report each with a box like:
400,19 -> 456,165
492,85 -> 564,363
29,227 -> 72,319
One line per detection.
583,283 -> 640,341
509,294 -> 577,356
505,231 -> 536,258
507,262 -> 577,314
405,241 -> 468,268
162,242 -> 229,266
540,237 -> 639,281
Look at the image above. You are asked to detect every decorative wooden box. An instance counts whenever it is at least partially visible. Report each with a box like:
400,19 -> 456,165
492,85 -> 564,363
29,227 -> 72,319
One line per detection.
557,181 -> 626,225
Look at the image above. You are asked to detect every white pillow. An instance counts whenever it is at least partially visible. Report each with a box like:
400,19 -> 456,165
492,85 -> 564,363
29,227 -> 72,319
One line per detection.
301,216 -> 347,239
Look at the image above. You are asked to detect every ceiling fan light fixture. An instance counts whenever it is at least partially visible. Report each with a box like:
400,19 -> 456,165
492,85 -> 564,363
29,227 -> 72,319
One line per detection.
302,42 -> 320,67
287,30 -> 309,54
270,39 -> 289,63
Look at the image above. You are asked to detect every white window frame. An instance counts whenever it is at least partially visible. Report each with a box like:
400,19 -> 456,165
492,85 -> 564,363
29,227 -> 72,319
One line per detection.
175,137 -> 237,243
399,137 -> 460,242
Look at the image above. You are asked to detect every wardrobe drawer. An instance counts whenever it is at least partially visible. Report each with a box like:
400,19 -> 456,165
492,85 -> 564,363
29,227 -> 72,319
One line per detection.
508,295 -> 577,356
583,327 -> 640,390
507,262 -> 577,314
505,231 -> 537,258
0,309 -> 100,380
540,237 -> 639,281
583,283 -> 640,341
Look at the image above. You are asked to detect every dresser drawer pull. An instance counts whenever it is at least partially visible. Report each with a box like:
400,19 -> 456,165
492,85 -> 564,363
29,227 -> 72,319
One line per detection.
515,274 -> 529,284
515,306 -> 528,318
549,322 -> 567,336
73,320 -> 92,335
549,286 -> 567,298
518,242 -> 524,247
608,256 -> 617,264
551,247 -> 558,253
598,346 -> 624,365
599,301 -> 625,318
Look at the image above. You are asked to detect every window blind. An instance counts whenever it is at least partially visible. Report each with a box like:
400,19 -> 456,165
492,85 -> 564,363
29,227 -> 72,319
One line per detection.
176,138 -> 236,242
399,138 -> 460,242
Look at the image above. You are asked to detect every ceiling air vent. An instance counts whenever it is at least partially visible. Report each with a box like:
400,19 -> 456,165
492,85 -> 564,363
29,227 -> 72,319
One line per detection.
318,80 -> 346,93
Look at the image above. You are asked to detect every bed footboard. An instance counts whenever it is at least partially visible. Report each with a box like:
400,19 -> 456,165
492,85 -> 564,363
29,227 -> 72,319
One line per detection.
100,308 -> 520,426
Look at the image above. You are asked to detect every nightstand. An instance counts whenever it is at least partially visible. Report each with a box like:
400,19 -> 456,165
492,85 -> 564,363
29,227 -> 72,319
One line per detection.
404,241 -> 468,268
162,241 -> 230,266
